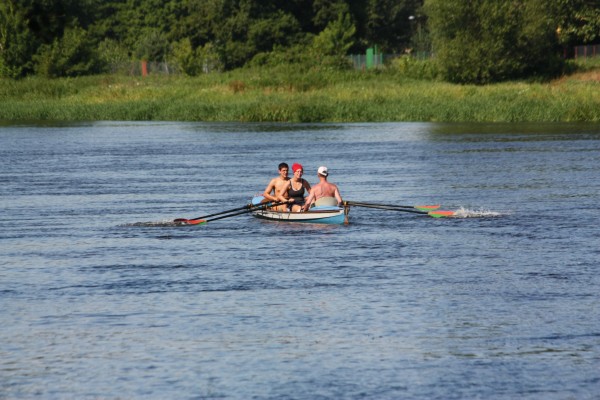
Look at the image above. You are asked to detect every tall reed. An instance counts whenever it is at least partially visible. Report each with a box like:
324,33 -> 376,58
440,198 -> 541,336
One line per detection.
1,63 -> 599,122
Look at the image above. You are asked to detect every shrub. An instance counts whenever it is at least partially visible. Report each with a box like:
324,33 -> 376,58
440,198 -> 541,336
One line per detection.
97,39 -> 130,74
172,40 -> 222,76
425,0 -> 564,84
34,26 -> 102,78
389,56 -> 440,81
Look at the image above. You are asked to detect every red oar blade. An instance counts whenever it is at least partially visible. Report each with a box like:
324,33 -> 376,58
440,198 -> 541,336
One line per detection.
428,210 -> 455,218
186,219 -> 207,225
174,218 -> 207,225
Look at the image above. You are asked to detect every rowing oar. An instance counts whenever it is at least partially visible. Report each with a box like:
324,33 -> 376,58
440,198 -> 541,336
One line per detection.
345,200 -> 440,211
174,201 -> 285,225
174,204 -> 258,225
344,201 -> 454,218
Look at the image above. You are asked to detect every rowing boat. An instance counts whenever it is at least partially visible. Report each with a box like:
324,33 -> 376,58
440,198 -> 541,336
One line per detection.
252,205 -> 347,224
249,195 -> 347,224
172,197 -> 453,227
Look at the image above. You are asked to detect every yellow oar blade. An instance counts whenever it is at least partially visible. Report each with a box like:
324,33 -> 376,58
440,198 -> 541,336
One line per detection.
415,204 -> 441,211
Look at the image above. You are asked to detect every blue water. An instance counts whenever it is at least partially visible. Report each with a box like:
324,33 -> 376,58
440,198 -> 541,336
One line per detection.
1,122 -> 599,399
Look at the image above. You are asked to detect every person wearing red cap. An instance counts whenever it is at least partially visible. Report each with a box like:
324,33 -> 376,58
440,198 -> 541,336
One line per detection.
302,165 -> 343,211
276,163 -> 312,212
262,162 -> 290,211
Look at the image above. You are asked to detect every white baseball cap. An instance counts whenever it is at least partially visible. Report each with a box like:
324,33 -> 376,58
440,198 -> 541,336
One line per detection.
317,166 -> 328,176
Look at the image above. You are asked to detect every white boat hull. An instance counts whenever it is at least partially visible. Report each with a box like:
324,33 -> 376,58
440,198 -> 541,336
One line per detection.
252,207 -> 346,224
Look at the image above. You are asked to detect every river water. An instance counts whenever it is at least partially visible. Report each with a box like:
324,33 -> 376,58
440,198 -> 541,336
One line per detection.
1,122 -> 599,399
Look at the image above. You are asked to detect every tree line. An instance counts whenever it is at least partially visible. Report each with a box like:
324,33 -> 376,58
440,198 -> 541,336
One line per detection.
1,0 -> 598,83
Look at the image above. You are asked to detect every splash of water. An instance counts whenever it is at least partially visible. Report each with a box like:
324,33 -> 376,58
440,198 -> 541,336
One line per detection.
124,220 -> 183,227
451,207 -> 505,218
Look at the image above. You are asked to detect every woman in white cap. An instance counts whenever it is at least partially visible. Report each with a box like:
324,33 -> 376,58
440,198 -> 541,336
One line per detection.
302,166 -> 343,210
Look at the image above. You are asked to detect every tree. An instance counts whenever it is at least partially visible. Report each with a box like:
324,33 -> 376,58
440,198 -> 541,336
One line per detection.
1,0 -> 104,77
208,0 -> 305,69
34,25 -> 102,77
425,0 -> 564,84
22,0 -> 102,43
172,38 -> 221,75
365,0 -> 421,52
0,0 -> 37,77
312,10 -> 356,66
135,28 -> 170,61
312,0 -> 351,30
553,0 -> 600,47
175,0 -> 221,47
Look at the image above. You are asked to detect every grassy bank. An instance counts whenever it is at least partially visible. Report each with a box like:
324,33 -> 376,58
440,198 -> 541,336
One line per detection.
1,63 -> 599,122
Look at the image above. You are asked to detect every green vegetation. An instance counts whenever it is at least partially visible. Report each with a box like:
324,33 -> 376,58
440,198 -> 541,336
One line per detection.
2,59 -> 598,122
426,0 -> 563,84
2,0 -> 599,84
1,0 -> 421,77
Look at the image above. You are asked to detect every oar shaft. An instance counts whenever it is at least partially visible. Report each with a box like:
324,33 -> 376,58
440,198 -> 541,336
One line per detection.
346,202 -> 429,215
346,200 -> 438,210
204,201 -> 286,223
188,204 -> 253,221
206,208 -> 259,221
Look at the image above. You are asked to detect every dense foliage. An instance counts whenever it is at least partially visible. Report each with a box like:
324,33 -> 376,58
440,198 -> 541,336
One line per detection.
425,0 -> 599,84
0,0 -> 598,83
0,0 -> 423,77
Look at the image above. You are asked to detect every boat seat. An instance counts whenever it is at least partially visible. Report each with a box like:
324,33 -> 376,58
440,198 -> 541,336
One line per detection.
314,196 -> 337,207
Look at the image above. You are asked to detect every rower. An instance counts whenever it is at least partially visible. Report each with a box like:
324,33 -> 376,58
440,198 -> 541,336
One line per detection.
262,162 -> 290,211
302,166 -> 343,211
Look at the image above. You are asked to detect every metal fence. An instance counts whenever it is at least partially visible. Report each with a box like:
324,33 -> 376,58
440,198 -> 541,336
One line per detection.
107,60 -> 220,76
348,52 -> 431,70
348,53 -> 385,70
107,61 -> 180,76
112,45 -> 598,76
574,44 -> 600,60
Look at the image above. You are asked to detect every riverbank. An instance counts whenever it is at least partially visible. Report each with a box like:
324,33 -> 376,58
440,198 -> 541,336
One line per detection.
1,65 -> 599,122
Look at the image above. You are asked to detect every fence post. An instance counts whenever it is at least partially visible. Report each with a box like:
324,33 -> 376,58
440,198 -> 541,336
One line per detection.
366,48 -> 374,69
141,60 -> 148,77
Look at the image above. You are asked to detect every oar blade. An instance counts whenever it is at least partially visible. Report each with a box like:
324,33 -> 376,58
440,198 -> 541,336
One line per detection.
174,218 -> 207,225
186,219 -> 207,225
414,204 -> 441,211
428,210 -> 455,218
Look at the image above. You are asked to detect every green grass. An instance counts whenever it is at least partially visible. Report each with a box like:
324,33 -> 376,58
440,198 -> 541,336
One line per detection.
1,62 -> 599,122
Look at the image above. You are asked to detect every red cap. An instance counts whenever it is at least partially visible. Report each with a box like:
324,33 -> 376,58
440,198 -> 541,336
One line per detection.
292,163 -> 303,173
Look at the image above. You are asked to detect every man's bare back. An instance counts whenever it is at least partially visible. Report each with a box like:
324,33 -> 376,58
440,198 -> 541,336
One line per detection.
310,181 -> 339,199
302,166 -> 343,211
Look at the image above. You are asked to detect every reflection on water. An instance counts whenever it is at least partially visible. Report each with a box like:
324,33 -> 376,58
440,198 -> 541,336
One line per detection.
1,122 -> 599,399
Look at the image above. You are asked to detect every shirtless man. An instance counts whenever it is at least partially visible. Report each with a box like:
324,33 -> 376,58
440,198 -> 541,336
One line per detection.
263,162 -> 290,210
302,166 -> 343,211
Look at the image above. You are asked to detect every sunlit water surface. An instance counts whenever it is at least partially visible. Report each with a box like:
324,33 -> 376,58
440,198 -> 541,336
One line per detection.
1,122 -> 599,399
